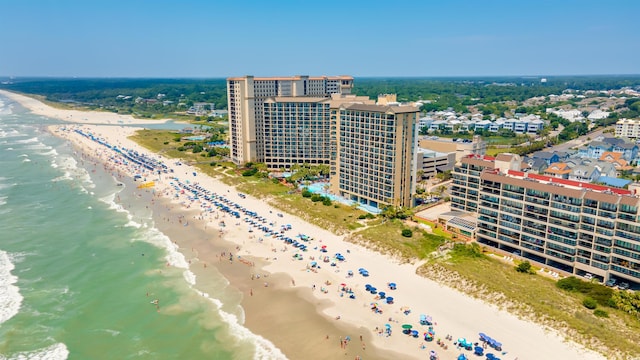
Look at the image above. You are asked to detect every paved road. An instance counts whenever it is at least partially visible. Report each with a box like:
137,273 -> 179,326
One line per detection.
546,125 -> 613,153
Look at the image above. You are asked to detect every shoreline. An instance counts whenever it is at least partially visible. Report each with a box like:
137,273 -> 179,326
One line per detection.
3,90 -> 609,360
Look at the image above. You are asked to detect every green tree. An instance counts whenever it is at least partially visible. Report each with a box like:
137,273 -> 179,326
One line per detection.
515,261 -> 533,274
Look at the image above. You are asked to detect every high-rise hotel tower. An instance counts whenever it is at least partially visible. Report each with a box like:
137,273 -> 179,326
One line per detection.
226,75 -> 354,165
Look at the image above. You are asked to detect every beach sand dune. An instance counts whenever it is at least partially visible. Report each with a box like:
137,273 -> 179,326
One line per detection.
2,90 -> 607,360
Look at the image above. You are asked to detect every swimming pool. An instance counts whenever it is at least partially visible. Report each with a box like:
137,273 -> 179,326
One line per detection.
301,182 -> 381,214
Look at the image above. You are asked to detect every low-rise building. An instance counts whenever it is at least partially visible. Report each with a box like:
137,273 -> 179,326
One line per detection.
615,118 -> 640,139
417,149 -> 456,179
418,135 -> 486,162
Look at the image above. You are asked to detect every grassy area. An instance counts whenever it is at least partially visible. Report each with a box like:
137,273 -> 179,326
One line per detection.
348,220 -> 447,259
235,177 -> 367,234
415,218 -> 451,238
486,146 -> 517,156
419,246 -> 640,357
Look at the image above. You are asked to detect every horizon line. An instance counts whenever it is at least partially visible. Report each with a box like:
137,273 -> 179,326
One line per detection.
2,74 -> 640,80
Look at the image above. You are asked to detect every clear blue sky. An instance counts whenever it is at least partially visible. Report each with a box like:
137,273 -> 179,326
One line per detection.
1,0 -> 638,77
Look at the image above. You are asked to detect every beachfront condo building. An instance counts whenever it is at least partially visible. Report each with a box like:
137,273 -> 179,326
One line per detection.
262,94 -> 374,169
451,154 -> 640,285
227,75 -> 354,165
330,104 -> 419,209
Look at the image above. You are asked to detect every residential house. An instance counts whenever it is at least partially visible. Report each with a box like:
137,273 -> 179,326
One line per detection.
522,156 -> 548,173
531,151 -> 560,166
489,119 -> 504,132
527,119 -> 545,134
544,163 -> 572,179
474,120 -> 492,131
569,165 -> 601,182
583,141 -> 611,159
600,152 -> 634,173
612,143 -> 638,162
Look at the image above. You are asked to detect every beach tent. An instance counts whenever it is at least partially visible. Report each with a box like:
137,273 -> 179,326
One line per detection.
474,346 -> 484,355
458,338 -> 472,349
424,332 -> 434,341
402,324 -> 412,335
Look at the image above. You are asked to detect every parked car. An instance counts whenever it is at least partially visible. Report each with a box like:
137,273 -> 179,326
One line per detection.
605,279 -> 617,287
618,282 -> 630,290
584,273 -> 593,280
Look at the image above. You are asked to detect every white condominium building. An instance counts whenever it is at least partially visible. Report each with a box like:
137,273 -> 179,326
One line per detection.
615,118 -> 640,139
227,75 -> 354,164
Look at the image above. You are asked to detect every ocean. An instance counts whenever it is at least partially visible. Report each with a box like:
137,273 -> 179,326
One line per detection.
0,95 -> 285,360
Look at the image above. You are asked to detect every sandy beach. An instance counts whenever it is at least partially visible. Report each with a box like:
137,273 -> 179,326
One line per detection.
1,89 -> 607,360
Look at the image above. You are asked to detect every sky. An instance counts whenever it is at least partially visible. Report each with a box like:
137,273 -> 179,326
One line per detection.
0,0 -> 639,78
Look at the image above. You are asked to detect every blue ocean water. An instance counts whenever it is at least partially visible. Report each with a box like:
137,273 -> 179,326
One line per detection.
0,95 -> 284,360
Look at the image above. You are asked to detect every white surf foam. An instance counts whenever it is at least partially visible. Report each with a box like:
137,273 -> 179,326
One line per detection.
50,154 -> 95,192
0,343 -> 69,360
199,292 -> 287,360
14,137 -> 39,144
139,224 -> 286,359
98,190 -> 286,359
0,129 -> 21,139
99,192 -> 145,229
0,250 -> 23,324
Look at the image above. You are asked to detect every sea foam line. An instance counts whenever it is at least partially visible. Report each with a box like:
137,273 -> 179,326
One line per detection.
0,250 -> 23,324
137,223 -> 286,359
0,343 -> 69,360
199,292 -> 288,360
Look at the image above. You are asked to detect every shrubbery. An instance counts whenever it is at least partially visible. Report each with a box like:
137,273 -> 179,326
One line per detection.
611,290 -> 640,317
557,276 -> 615,307
242,168 -> 258,176
515,261 -> 533,274
593,309 -> 609,318
583,297 -> 598,309
401,229 -> 413,237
